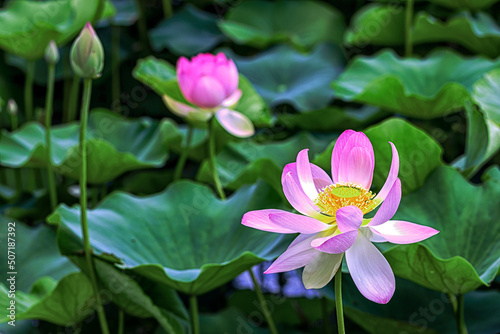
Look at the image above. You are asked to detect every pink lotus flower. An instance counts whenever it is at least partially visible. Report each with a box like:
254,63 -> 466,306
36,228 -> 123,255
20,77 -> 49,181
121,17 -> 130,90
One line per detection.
241,130 -> 439,304
162,53 -> 254,138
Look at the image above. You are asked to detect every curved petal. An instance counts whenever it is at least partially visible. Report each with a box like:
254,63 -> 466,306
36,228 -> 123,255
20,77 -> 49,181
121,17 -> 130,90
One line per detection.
189,76 -> 226,108
221,89 -> 242,107
331,130 -> 356,183
242,209 -> 298,233
338,147 -> 374,190
336,206 -> 364,232
368,179 -> 402,227
268,212 -> 328,234
162,95 -> 211,121
212,55 -> 239,96
282,172 -> 321,218
370,221 -> 439,244
215,109 -> 254,138
265,234 -> 319,274
296,149 -> 319,201
302,252 -> 343,289
282,163 -> 332,194
312,230 -> 358,254
177,57 -> 194,99
374,142 -> 399,202
346,233 -> 395,304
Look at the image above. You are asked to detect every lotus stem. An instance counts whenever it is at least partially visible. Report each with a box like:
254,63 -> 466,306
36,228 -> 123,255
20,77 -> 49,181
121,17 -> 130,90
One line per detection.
24,61 -> 35,121
174,124 -> 194,181
135,0 -> 151,53
208,117 -> 225,199
79,78 -> 110,334
249,270 -> 279,334
335,267 -> 345,334
405,0 -> 414,57
45,62 -> 58,210
162,0 -> 173,18
118,309 -> 124,334
189,295 -> 200,334
456,294 -> 468,334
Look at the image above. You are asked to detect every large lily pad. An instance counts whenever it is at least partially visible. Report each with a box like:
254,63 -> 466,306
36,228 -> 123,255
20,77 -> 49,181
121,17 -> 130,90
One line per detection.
133,57 -> 272,127
219,0 -> 344,51
226,44 -> 345,111
413,12 -> 500,58
0,109 -> 169,184
150,5 -> 225,56
0,0 -> 102,60
196,132 -> 331,193
332,49 -> 500,119
473,68 -> 500,125
48,181 -> 291,295
384,166 -> 500,294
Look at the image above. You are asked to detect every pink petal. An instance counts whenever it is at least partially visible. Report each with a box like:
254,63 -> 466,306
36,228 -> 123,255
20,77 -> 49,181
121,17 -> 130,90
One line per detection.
302,252 -> 343,289
346,233 -> 395,304
215,109 -> 254,138
221,89 -> 242,107
370,220 -> 439,244
265,234 -> 319,274
177,57 -> 194,99
331,130 -> 356,183
282,163 -> 332,194
188,76 -> 226,108
338,146 -> 374,190
374,142 -> 399,202
312,230 -> 358,254
242,209 -> 298,233
368,179 -> 401,227
161,95 -> 211,121
213,55 -> 239,96
268,212 -> 328,234
336,205 -> 363,232
296,149 -> 319,201
282,172 -> 322,218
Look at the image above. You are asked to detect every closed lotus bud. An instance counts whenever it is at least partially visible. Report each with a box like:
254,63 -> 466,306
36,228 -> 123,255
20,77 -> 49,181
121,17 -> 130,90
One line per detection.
44,40 -> 60,65
7,99 -> 18,116
70,22 -> 104,79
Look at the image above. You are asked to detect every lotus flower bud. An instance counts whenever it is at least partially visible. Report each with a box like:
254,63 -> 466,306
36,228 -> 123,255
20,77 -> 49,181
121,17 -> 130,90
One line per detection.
70,23 -> 104,79
7,99 -> 18,116
177,53 -> 239,109
44,40 -> 60,65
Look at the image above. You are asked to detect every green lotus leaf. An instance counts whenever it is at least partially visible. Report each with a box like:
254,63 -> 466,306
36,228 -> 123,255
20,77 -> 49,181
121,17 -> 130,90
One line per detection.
150,5 -> 225,56
0,109 -> 169,184
332,49 -> 500,119
0,274 -> 94,325
473,68 -> 500,125
0,0 -> 102,60
196,132 -> 331,193
413,12 -> 500,58
429,0 -> 498,10
133,57 -> 272,127
225,44 -> 345,111
344,4 -> 405,47
218,0 -> 344,51
384,166 -> 500,294
313,118 -> 443,195
278,106 -> 388,132
47,181 -> 292,295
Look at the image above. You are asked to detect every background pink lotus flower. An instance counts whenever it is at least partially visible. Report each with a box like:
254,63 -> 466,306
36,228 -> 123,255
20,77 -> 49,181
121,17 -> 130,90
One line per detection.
241,130 -> 439,304
162,52 -> 254,138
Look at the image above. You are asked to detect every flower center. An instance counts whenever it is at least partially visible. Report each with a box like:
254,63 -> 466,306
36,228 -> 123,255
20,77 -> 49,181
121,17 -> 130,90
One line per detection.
314,183 -> 379,218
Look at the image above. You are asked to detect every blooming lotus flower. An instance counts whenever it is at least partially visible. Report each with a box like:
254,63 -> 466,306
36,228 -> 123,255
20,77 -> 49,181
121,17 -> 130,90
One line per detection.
241,130 -> 439,304
162,53 -> 254,138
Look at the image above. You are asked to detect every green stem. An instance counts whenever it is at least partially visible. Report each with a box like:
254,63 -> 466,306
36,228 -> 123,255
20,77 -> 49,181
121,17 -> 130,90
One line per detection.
335,267 -> 345,334
24,61 -> 35,121
118,309 -> 124,334
162,0 -> 173,18
189,295 -> 200,334
10,111 -> 18,131
447,293 -> 458,314
67,77 -> 81,122
456,294 -> 468,334
208,117 -> 225,199
249,270 -> 279,334
135,0 -> 151,53
80,78 -> 110,334
173,125 -> 194,181
45,63 -> 58,210
405,0 -> 414,57
111,24 -> 121,105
